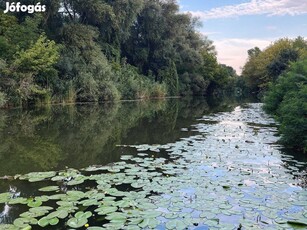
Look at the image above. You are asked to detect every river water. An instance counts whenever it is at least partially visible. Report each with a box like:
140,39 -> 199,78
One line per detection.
0,98 -> 306,229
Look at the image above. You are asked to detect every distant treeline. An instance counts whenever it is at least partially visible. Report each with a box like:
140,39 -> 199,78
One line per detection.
241,37 -> 307,152
0,0 -> 237,108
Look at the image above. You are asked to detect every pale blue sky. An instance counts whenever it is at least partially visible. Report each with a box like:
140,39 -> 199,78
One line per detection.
178,0 -> 307,73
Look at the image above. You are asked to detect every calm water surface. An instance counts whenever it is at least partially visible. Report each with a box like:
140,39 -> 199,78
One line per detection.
0,97 -> 306,229
0,97 -> 240,177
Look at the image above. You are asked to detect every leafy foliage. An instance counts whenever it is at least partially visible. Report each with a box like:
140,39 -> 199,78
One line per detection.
242,38 -> 307,94
242,37 -> 307,151
264,60 -> 307,151
0,91 -> 6,107
0,0 -> 236,107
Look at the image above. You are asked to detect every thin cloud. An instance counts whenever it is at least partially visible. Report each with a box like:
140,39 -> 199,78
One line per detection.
187,0 -> 307,20
214,38 -> 273,74
199,31 -> 221,36
266,26 -> 278,31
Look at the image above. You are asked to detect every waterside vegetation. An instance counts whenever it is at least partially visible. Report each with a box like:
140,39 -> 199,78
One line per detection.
0,0 -> 236,108
241,37 -> 307,152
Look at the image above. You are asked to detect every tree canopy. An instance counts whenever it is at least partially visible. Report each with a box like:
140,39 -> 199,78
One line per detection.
0,0 -> 236,107
242,37 -> 307,94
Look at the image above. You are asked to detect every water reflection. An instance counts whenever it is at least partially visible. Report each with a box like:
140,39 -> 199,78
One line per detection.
0,97 -> 246,176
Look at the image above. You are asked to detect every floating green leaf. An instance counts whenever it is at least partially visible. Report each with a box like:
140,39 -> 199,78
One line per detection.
87,227 -> 105,230
138,218 -> 159,228
67,217 -> 88,228
13,218 -> 32,229
8,197 -> 28,205
95,206 -> 117,215
0,193 -> 11,204
39,186 -> 59,192
38,217 -> 49,227
47,210 -> 68,219
75,211 -> 92,219
166,219 -> 187,230
27,199 -> 42,208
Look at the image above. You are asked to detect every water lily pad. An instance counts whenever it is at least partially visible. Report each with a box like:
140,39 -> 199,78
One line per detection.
49,218 -> 59,226
80,199 -> 99,206
0,224 -> 19,230
35,196 -> 49,202
67,176 -> 85,186
48,194 -> 66,200
142,210 -> 161,218
67,191 -> 86,200
13,218 -> 32,229
95,206 -> 117,215
47,210 -> 68,219
83,166 -> 109,172
138,218 -> 159,228
103,222 -> 124,229
116,200 -> 132,208
105,212 -> 127,222
166,219 -> 187,230
22,171 -> 57,182
27,200 -> 43,208
108,168 -> 121,173
0,193 -> 11,203
164,213 -> 178,219
8,197 -> 28,205
67,217 -> 88,228
75,211 -> 92,219
51,176 -> 66,181
20,211 -> 40,219
38,217 -> 49,227
87,227 -> 105,230
128,218 -> 143,225
131,183 -> 144,189
39,186 -> 59,192
219,203 -> 232,210
121,155 -> 133,160
29,206 -> 53,213
56,200 -> 75,207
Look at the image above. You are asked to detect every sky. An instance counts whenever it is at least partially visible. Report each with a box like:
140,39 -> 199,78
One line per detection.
178,0 -> 307,74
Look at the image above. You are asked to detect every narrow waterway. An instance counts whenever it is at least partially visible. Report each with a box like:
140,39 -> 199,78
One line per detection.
0,98 -> 306,229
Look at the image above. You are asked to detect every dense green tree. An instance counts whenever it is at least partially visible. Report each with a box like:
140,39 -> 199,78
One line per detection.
121,0 -> 217,96
264,60 -> 307,151
0,0 -> 236,107
247,47 -> 261,58
0,91 -> 6,107
159,61 -> 179,95
242,38 -> 307,94
267,48 -> 299,81
0,21 -> 59,105
57,23 -> 119,102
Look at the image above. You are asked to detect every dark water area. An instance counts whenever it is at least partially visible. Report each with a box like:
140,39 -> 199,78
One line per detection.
0,97 -> 247,177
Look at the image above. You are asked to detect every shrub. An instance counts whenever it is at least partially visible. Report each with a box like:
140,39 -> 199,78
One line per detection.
118,64 -> 167,100
150,82 -> 167,98
278,86 -> 307,151
98,81 -> 121,102
264,60 -> 307,113
264,60 -> 307,151
0,91 -> 7,107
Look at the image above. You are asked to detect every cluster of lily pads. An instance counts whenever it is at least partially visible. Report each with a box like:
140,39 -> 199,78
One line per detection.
0,103 -> 307,229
